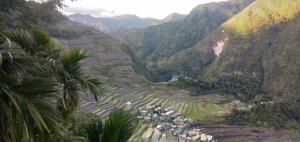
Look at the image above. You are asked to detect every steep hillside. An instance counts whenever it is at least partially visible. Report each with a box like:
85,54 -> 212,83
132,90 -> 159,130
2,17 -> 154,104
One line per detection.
147,0 -> 254,62
209,0 -> 300,100
164,0 -> 300,100
223,0 -> 300,33
114,0 -> 254,81
114,0 -> 300,101
68,13 -> 159,33
0,0 -> 142,82
47,17 -> 145,83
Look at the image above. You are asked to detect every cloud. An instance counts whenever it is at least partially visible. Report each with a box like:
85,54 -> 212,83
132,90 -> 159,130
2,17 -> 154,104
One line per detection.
64,7 -> 121,17
63,0 -> 227,19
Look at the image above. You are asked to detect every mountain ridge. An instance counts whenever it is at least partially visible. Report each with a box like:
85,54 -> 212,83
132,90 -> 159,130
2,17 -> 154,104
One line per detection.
157,0 -> 300,100
113,0 -> 255,76
68,13 -> 160,32
162,13 -> 186,23
114,0 -> 300,100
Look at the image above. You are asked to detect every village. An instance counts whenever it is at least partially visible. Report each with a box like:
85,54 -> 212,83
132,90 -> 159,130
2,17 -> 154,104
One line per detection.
134,104 -> 217,142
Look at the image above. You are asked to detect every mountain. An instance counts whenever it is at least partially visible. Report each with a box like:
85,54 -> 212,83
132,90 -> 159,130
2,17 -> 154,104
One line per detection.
162,13 -> 186,23
116,0 -> 300,100
68,13 -> 160,32
0,2 -> 140,81
205,0 -> 300,100
223,0 -> 300,33
113,0 -> 255,79
174,0 -> 300,100
67,13 -> 109,32
46,16 -> 141,81
159,0 -> 300,79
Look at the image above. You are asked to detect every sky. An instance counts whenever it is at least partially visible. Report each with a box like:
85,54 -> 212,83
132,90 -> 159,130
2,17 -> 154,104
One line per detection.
63,0 -> 227,19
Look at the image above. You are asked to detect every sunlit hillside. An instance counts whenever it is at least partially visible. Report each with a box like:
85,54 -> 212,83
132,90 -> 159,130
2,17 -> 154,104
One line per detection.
223,0 -> 300,33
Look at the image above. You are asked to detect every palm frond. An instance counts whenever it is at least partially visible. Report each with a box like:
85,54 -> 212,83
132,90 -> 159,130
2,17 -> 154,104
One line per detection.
60,48 -> 102,100
82,109 -> 137,142
0,31 -> 35,76
0,78 -> 61,141
78,77 -> 102,101
103,109 -> 137,142
84,119 -> 103,142
0,32 -> 13,66
3,29 -> 35,54
30,28 -> 51,49
13,77 -> 61,132
1,28 -> 104,141
61,48 -> 89,78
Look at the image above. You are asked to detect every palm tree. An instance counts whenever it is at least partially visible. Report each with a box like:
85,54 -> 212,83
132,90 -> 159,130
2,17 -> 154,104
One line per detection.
0,29 -> 63,141
0,28 -> 102,141
82,109 -> 138,142
55,47 -> 102,124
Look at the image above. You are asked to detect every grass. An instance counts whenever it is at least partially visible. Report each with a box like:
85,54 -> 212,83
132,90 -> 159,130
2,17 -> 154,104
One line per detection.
177,103 -> 185,112
185,103 -> 225,120
100,96 -> 114,105
122,93 -> 138,100
146,98 -> 160,106
154,98 -> 166,106
161,99 -> 170,107
223,0 -> 300,33
129,122 -> 148,142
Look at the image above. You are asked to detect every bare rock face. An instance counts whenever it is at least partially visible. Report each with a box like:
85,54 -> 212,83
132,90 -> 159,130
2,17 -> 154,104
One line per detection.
212,38 -> 228,57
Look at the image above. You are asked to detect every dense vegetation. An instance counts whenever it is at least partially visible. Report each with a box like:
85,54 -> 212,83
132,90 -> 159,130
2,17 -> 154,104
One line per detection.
0,27 -> 98,141
223,0 -> 300,33
0,0 -> 137,141
114,0 -> 254,81
117,0 -> 300,101
78,109 -> 137,142
173,73 -> 262,102
225,98 -> 300,129
2,0 -> 299,140
122,44 -> 171,82
115,0 -> 300,130
213,0 -> 300,101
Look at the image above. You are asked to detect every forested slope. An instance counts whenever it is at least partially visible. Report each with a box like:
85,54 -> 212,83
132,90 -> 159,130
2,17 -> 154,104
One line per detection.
113,0 -> 254,81
114,0 -> 300,101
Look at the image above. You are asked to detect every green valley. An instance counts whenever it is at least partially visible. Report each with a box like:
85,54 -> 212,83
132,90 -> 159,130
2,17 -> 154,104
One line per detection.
1,0 -> 300,141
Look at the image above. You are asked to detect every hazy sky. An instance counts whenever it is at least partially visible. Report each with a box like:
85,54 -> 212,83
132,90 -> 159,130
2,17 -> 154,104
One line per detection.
63,0 -> 227,19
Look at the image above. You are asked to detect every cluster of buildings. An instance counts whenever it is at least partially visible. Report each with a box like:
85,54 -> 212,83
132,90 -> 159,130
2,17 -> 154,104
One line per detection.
136,105 -> 217,142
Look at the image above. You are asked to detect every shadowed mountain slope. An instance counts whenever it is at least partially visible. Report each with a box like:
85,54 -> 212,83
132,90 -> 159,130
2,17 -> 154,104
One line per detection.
113,0 -> 254,80
158,0 -> 300,100
114,0 -> 300,101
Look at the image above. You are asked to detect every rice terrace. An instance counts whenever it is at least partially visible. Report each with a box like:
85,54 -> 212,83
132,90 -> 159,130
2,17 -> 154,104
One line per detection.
1,0 -> 300,141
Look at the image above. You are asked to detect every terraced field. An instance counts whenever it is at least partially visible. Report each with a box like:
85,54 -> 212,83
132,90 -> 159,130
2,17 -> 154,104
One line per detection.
127,123 -> 292,142
78,75 -> 231,141
79,79 -> 230,120
197,125 -> 292,142
78,77 -> 293,142
57,19 -> 293,141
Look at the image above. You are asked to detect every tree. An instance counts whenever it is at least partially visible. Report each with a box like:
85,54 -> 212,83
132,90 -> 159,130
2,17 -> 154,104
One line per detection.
0,0 -> 25,9
0,29 -> 63,141
81,109 -> 138,142
0,28 -> 102,141
56,48 -> 102,124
